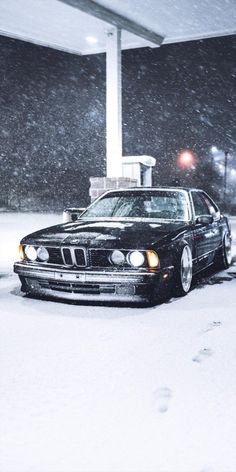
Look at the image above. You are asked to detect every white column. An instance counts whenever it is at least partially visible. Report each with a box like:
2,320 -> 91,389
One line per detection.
106,27 -> 122,177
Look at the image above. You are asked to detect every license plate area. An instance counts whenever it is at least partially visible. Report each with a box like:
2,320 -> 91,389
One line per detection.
55,272 -> 86,282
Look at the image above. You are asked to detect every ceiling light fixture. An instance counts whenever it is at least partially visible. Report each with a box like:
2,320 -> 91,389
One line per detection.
85,36 -> 98,44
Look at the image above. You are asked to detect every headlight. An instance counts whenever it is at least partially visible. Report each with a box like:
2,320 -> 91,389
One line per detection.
37,246 -> 49,262
127,251 -> 145,267
110,250 -> 125,265
146,250 -> 160,269
25,245 -> 37,261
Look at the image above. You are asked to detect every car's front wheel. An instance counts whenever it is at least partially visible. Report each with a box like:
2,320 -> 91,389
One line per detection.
173,245 -> 193,297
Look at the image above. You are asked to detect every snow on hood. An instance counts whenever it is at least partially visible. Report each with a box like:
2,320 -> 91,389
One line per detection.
21,218 -> 190,249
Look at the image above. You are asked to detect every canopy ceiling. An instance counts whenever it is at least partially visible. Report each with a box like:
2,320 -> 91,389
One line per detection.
0,0 -> 235,55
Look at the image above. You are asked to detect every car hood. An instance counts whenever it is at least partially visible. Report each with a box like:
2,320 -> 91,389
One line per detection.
22,218 -> 190,249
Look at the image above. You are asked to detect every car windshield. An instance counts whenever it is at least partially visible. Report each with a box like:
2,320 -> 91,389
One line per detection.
81,190 -> 190,221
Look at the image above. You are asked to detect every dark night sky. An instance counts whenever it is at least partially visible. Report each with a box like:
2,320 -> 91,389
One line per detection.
0,33 -> 235,210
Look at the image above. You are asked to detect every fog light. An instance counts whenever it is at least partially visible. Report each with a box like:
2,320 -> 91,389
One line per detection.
37,246 -> 49,262
128,251 -> 145,268
25,245 -> 37,261
110,250 -> 125,265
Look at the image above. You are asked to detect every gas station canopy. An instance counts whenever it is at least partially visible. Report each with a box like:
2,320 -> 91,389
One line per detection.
1,0 -> 235,183
0,0 -> 235,56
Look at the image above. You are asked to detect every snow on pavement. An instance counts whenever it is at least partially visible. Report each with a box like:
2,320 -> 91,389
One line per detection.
0,213 -> 236,472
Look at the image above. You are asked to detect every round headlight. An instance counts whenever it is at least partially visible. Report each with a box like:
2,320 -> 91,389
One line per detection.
37,246 -> 49,262
25,245 -> 37,261
128,251 -> 145,267
110,250 -> 125,265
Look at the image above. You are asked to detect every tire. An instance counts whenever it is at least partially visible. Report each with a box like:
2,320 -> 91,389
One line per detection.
215,233 -> 232,270
173,245 -> 193,297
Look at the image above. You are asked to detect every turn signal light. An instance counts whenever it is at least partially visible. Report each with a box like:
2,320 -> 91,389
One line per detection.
146,250 -> 160,269
18,244 -> 25,262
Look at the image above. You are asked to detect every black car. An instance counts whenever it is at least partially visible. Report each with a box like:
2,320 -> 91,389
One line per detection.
14,187 -> 232,304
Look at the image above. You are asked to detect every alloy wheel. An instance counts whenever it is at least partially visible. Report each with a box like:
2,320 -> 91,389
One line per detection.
180,245 -> 193,293
224,233 -> 232,266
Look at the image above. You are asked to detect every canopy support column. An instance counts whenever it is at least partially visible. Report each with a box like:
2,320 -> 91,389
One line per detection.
89,27 -> 138,201
106,27 -> 122,177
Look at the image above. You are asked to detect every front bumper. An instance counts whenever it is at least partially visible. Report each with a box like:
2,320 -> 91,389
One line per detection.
14,262 -> 172,303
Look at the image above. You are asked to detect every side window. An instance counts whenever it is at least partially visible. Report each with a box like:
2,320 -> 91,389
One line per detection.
191,191 -> 210,217
202,193 -> 219,217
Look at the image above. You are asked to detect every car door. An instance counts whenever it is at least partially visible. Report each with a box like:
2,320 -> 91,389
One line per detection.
191,191 -> 219,268
201,192 -> 222,250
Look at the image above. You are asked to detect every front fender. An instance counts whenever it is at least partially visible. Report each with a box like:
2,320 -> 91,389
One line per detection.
156,235 -> 193,271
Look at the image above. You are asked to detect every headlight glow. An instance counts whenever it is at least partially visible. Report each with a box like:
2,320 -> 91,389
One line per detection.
110,250 -> 125,265
146,250 -> 160,269
128,251 -> 145,268
19,244 -> 25,262
37,246 -> 49,262
25,245 -> 37,261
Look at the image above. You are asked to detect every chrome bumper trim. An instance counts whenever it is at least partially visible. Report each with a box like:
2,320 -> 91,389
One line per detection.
14,262 -> 158,284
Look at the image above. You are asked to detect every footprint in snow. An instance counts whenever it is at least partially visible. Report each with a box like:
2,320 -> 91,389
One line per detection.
202,321 -> 222,333
192,348 -> 213,363
153,386 -> 172,413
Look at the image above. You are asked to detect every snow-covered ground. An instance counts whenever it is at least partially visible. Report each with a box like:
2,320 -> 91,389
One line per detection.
0,213 -> 236,472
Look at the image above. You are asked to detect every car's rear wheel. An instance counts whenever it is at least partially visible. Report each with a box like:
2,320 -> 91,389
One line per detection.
173,245 -> 193,297
215,233 -> 232,270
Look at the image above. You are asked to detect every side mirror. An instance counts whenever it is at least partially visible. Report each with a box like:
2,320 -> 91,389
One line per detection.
196,215 -> 214,225
63,207 -> 86,223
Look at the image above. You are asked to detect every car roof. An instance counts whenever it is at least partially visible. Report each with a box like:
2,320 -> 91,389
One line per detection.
103,187 -> 202,193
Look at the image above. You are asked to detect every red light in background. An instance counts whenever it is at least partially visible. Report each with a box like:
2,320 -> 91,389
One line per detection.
177,150 -> 195,169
